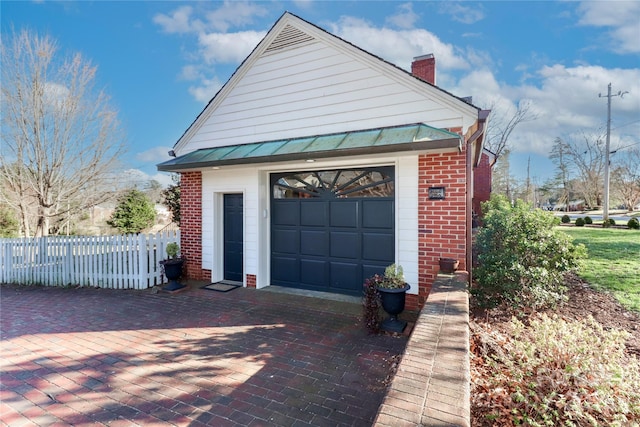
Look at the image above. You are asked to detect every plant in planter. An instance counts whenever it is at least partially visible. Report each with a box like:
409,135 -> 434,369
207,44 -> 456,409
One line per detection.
365,264 -> 411,333
159,242 -> 186,292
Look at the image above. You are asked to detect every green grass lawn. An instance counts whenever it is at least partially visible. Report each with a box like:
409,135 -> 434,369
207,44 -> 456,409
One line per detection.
560,227 -> 640,312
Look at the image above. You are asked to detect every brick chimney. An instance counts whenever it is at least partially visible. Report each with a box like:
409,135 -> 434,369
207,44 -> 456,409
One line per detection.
411,54 -> 436,85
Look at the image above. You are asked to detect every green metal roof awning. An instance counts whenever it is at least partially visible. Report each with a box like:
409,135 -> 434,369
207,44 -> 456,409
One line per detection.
157,123 -> 461,172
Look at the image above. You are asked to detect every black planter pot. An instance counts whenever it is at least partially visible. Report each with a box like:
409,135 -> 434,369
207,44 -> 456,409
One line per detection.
161,259 -> 186,292
377,284 -> 410,333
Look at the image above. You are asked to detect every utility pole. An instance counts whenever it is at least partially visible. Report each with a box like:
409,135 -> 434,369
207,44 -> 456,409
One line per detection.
599,83 -> 628,223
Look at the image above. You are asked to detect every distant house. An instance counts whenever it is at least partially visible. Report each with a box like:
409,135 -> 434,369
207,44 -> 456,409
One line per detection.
158,12 -> 490,310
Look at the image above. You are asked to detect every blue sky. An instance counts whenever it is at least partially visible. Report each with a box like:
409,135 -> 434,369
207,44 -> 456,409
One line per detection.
2,1 -> 639,187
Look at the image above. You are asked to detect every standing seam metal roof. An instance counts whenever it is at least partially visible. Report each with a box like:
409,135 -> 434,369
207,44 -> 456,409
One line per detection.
157,122 -> 461,172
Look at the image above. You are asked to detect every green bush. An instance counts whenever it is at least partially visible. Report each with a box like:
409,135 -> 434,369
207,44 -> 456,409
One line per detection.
575,217 -> 585,227
473,195 -> 586,310
0,206 -> 19,237
629,218 -> 640,230
584,216 -> 593,224
561,214 -> 571,224
603,218 -> 616,228
473,314 -> 640,426
107,189 -> 157,234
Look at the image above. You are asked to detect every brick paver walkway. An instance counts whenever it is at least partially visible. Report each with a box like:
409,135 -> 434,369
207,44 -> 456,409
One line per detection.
0,284 -> 408,426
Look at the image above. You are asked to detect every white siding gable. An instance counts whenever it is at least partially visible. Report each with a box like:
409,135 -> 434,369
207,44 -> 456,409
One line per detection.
174,13 -> 478,156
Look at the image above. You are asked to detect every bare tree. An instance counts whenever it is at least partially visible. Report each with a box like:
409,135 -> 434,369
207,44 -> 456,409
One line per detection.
484,99 -> 538,161
548,137 -> 574,211
553,130 -> 607,209
1,29 -> 126,236
611,146 -> 640,211
489,150 -> 524,203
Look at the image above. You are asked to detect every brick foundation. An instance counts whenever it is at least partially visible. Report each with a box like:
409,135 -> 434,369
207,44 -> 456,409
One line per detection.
246,274 -> 256,288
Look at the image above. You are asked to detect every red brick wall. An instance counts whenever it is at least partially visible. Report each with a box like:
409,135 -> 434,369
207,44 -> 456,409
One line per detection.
180,171 -> 211,282
408,150 -> 468,310
473,152 -> 492,217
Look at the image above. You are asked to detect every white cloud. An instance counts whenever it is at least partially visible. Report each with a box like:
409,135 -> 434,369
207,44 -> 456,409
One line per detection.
153,2 -> 268,103
450,61 -> 640,165
189,76 -> 224,103
153,6 -> 201,34
329,16 -> 470,72
203,1 -> 269,32
577,1 -> 640,54
154,1 -> 268,34
385,3 -> 420,30
437,2 -> 485,25
198,30 -> 265,64
179,64 -> 201,81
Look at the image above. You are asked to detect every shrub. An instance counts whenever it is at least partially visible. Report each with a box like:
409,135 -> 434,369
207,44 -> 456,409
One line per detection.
166,242 -> 180,259
473,195 -> 586,310
584,216 -> 593,224
629,218 -> 640,230
472,314 -> 640,426
575,217 -> 585,227
561,214 -> 571,224
0,206 -> 19,237
107,189 -> 157,234
603,218 -> 616,228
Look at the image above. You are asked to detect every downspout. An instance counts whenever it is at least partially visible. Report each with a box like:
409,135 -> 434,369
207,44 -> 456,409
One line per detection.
465,110 -> 489,285
465,135 -> 474,284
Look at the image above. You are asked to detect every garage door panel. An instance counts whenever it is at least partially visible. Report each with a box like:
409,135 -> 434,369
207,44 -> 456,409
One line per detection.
301,259 -> 328,286
362,263 -> 389,281
301,202 -> 327,226
272,256 -> 300,283
272,202 -> 299,226
330,201 -> 358,227
272,229 -> 299,253
330,231 -> 360,258
363,200 -> 394,228
331,262 -> 359,290
362,233 -> 394,261
301,230 -> 328,255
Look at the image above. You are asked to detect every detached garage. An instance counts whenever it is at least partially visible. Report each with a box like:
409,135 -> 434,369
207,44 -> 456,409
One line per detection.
158,12 -> 489,310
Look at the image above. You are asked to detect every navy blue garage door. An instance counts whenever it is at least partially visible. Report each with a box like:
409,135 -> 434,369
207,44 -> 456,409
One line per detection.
270,167 -> 395,296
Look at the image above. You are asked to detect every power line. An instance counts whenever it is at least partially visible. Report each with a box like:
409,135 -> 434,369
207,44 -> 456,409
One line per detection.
612,119 -> 640,130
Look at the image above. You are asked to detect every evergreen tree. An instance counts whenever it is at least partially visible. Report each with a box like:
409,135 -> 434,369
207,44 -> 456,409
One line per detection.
107,189 -> 156,234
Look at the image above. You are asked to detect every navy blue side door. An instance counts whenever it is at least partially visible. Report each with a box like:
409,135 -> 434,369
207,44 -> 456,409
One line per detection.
223,194 -> 243,282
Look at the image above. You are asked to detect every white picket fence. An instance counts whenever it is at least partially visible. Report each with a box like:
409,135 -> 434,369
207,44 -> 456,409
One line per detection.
0,230 -> 180,289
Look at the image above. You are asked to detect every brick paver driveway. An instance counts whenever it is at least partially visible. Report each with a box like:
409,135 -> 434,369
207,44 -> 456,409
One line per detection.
0,284 -> 407,426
